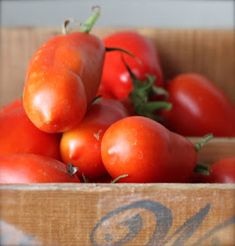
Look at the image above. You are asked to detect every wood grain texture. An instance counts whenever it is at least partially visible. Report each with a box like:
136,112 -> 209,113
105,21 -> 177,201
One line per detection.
0,28 -> 234,107
189,137 -> 235,164
0,184 -> 235,246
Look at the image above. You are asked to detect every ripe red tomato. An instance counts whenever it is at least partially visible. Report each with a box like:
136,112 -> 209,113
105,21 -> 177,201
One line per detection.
162,73 -> 235,136
23,9 -> 105,133
193,157 -> 235,183
60,98 -> 128,179
101,116 -> 197,183
0,100 -> 61,159
100,31 -> 164,100
0,154 -> 80,183
207,157 -> 235,183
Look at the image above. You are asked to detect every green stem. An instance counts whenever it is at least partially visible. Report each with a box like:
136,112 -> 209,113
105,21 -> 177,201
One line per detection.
152,86 -> 169,98
194,163 -> 210,176
142,101 -> 172,112
80,6 -> 101,33
105,47 -> 137,59
194,133 -> 214,152
111,174 -> 128,183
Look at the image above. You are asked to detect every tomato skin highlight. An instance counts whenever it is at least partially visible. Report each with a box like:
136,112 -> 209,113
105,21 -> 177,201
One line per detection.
0,100 -> 61,159
60,98 -> 128,178
162,73 -> 235,137
23,32 -> 105,133
101,116 -> 197,183
100,31 -> 164,100
0,154 -> 80,183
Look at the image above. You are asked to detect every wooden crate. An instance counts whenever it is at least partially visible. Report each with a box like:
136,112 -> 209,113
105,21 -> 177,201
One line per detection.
0,28 -> 235,246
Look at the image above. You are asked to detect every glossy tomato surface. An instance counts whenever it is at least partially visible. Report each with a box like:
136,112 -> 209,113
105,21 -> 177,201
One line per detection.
23,32 -> 105,133
207,157 -> 235,183
101,116 -> 197,183
0,154 -> 80,183
0,100 -> 61,159
101,31 -> 164,100
60,98 -> 128,178
162,73 -> 235,136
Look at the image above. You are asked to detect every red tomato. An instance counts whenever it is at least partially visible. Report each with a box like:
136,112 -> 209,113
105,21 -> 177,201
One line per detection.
193,157 -> 235,183
60,98 -> 128,178
0,154 -> 80,183
100,31 -> 164,100
101,116 -> 197,183
207,157 -> 235,183
162,73 -> 235,136
0,100 -> 61,159
23,9 -> 105,133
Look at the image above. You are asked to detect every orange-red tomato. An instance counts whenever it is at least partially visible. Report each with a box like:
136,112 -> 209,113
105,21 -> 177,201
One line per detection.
60,98 -> 128,178
101,116 -> 197,183
162,73 -> 235,136
0,100 -> 61,159
0,154 -> 80,183
23,13 -> 105,133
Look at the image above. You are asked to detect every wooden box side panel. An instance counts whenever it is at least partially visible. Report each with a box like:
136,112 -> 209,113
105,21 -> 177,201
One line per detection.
0,28 -> 234,107
0,184 -> 235,246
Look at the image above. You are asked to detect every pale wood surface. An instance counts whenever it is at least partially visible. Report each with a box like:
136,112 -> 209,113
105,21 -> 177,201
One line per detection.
0,28 -> 234,107
189,137 -> 235,164
0,183 -> 235,246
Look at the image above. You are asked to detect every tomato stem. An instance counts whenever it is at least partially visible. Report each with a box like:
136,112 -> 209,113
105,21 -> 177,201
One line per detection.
81,173 -> 90,183
152,86 -> 169,98
62,19 -> 73,35
105,47 -> 137,59
66,163 -> 78,176
122,59 -> 171,121
194,133 -> 214,152
90,95 -> 102,105
111,174 -> 128,183
80,6 -> 100,33
194,163 -> 210,176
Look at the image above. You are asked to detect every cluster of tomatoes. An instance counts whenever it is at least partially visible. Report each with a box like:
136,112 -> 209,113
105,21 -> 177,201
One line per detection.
1,8 -> 235,184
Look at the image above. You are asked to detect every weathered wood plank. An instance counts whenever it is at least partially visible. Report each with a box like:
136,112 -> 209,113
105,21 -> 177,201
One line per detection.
0,183 -> 234,246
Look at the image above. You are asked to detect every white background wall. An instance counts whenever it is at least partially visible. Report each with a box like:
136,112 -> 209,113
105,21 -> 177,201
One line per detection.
1,0 -> 234,28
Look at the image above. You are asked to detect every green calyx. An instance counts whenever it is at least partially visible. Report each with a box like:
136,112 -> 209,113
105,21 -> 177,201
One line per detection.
124,61 -> 171,121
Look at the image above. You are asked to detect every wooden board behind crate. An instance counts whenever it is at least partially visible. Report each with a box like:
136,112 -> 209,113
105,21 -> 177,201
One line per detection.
0,183 -> 235,246
0,28 -> 234,107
